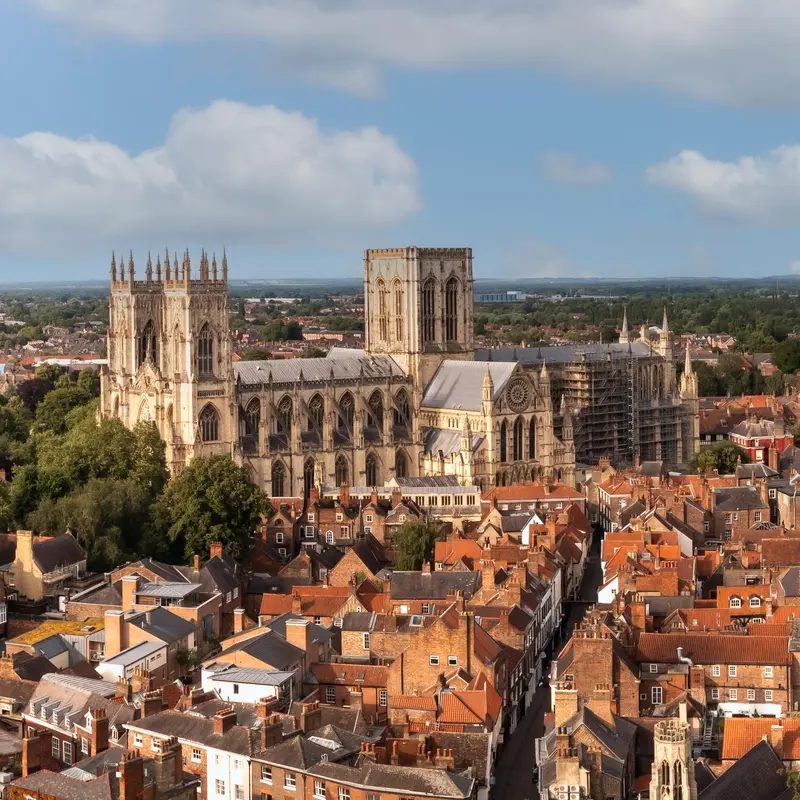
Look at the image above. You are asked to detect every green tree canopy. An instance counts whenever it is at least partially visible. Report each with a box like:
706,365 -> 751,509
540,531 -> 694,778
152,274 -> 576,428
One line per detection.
773,340 -> 800,375
35,387 -> 91,434
690,441 -> 749,475
153,455 -> 268,562
392,519 -> 443,571
240,349 -> 273,361
35,363 -> 64,385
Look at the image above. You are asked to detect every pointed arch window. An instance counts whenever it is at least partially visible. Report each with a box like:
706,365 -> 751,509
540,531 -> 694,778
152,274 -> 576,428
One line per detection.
444,277 -> 459,341
138,320 -> 157,367
277,396 -> 293,439
529,418 -> 536,460
303,458 -> 316,497
271,461 -> 286,498
308,394 -> 324,433
512,417 -> 524,461
395,449 -> 408,479
673,761 -> 682,797
393,389 -> 410,427
393,280 -> 404,342
422,279 -> 436,343
499,421 -> 508,463
199,405 -> 220,442
245,399 -> 260,437
376,278 -> 389,342
367,391 -> 384,429
660,761 -> 670,789
197,323 -> 213,376
335,454 -> 349,487
338,392 -> 354,436
172,325 -> 181,374
366,453 -> 379,487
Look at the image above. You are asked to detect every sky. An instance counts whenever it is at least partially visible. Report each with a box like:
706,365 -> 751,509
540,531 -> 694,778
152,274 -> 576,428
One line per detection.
3,1 -> 800,281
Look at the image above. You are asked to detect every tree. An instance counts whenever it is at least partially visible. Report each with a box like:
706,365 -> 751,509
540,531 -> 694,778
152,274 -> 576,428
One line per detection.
35,387 -> 91,434
773,340 -> 800,374
76,369 -> 100,397
392,519 -> 443,571
17,378 -> 54,412
35,363 -> 64,385
240,349 -> 272,361
690,441 -> 749,475
154,455 -> 268,561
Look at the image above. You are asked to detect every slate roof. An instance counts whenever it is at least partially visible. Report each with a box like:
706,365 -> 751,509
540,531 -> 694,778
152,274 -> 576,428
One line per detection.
126,710 -> 257,755
731,418 -> 783,439
127,607 -> 195,645
10,771 -> 115,800
137,582 -> 201,599
780,566 -> 800,596
207,667 -> 294,686
101,639 -> 164,667
389,571 -> 481,600
703,739 -> 793,800
423,428 -> 484,456
234,355 -> 405,387
475,342 -> 654,365
214,628 -> 305,671
736,463 -> 779,479
421,361 -> 517,411
32,533 -> 85,573
306,762 -> 474,798
263,613 -> 335,645
713,486 -> 769,512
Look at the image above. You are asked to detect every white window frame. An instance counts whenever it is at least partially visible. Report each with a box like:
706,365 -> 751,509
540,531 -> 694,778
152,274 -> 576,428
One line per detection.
430,655 -> 440,666
326,687 -> 336,704
81,738 -> 89,755
216,780 -> 226,796
749,596 -> 762,608
52,737 -> 60,759
314,781 -> 326,800
711,688 -> 719,700
730,597 -> 742,609
729,688 -> 738,701
192,748 -> 202,763
448,656 -> 458,667
651,686 -> 663,705
379,689 -> 388,707
747,689 -> 756,701
235,786 -> 245,800
285,773 -> 297,791
421,603 -> 430,614
729,665 -> 737,677
63,740 -> 72,765
765,689 -> 773,701
649,663 -> 658,673
400,604 -> 409,614
261,767 -> 272,785
362,633 -> 370,650
712,665 -> 721,677
276,531 -> 284,544
339,789 -> 350,800
134,733 -> 143,747
764,666 -> 774,678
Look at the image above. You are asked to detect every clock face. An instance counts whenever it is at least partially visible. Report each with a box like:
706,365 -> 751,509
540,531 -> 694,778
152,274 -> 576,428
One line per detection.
506,377 -> 531,412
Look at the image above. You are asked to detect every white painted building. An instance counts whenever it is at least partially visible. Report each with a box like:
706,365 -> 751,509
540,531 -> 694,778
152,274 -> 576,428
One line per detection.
201,665 -> 294,707
96,640 -> 166,683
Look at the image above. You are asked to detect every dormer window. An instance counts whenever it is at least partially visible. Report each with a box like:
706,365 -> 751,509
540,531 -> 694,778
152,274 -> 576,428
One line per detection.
749,596 -> 762,608
730,596 -> 742,608
85,712 -> 93,731
110,726 -> 119,742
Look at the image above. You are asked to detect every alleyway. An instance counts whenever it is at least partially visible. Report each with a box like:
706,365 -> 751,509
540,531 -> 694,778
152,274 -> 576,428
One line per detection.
493,534 -> 604,799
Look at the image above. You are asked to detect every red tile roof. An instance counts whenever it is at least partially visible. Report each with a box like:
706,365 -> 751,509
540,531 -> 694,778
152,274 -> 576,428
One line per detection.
307,663 -> 388,688
722,718 -> 800,760
389,695 -> 437,710
636,632 -> 791,666
481,482 -> 583,502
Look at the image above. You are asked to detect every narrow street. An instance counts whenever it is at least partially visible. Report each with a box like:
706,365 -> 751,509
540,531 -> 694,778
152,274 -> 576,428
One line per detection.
493,533 -> 604,799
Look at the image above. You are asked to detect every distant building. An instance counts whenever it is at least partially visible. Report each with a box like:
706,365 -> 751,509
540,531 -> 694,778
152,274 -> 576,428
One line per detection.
475,290 -> 529,303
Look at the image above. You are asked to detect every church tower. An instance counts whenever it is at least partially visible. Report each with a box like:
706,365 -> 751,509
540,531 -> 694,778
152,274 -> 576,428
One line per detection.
364,247 -> 474,390
650,715 -> 697,800
680,341 -> 700,464
101,249 -> 236,474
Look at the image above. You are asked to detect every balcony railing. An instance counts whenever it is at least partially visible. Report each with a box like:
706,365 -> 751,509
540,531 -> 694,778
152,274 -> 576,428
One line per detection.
42,565 -> 80,584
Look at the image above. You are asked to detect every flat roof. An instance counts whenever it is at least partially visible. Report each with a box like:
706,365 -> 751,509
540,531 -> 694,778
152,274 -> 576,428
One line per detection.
138,582 -> 201,598
101,639 -> 164,667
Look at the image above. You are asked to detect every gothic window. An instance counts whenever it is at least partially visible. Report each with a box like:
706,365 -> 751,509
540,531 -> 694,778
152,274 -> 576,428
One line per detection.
393,280 -> 404,342
444,277 -> 459,341
199,405 -> 220,442
395,449 -> 408,479
500,421 -> 508,463
367,390 -> 384,429
307,394 -> 324,432
529,417 -> 536,460
137,320 -> 157,367
660,761 -> 670,788
197,323 -> 213,376
335,454 -> 349,487
303,458 -> 316,497
673,761 -> 682,799
422,278 -> 436,343
393,389 -> 410,427
512,417 -> 523,461
366,453 -> 379,487
271,461 -> 285,498
241,399 -> 260,451
277,396 -> 293,437
376,278 -> 389,341
172,325 -> 181,374
338,392 -> 355,435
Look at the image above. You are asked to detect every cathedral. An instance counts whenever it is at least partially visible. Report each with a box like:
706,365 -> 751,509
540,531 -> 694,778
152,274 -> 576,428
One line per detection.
100,246 -> 698,495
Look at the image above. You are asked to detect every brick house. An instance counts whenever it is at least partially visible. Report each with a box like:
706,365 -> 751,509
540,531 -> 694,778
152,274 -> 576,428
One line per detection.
388,572 -> 481,616
303,663 -> 388,722
635,632 -> 791,716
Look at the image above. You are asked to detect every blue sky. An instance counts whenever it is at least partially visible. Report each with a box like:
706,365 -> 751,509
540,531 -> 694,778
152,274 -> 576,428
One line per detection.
3,1 -> 800,281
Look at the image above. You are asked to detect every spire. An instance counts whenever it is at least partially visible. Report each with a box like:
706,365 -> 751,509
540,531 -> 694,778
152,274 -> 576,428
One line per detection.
560,394 -> 567,416
661,306 -> 669,338
483,364 -> 494,390
110,251 -> 117,282
221,248 -> 228,282
146,252 -> 153,282
212,252 -> 218,282
155,254 -> 162,281
684,340 -> 693,374
619,305 -> 629,344
461,415 -> 471,451
540,359 -> 549,381
128,251 -> 135,280
482,365 -> 494,405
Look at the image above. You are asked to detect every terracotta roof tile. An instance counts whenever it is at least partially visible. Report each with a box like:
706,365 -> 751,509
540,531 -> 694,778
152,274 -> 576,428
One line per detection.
636,633 -> 790,666
389,695 -> 437,711
721,718 -> 800,760
307,663 -> 388,688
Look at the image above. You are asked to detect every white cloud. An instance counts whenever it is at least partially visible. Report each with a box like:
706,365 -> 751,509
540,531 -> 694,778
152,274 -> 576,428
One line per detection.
647,146 -> 800,226
543,153 -> 611,185
23,0 -> 800,105
0,100 -> 419,255
504,238 -> 599,279
790,261 -> 800,275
